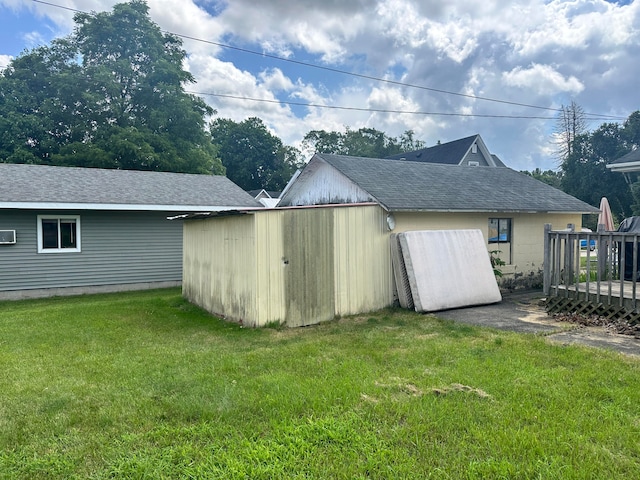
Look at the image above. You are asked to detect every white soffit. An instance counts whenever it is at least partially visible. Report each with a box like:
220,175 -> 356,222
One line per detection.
398,229 -> 502,312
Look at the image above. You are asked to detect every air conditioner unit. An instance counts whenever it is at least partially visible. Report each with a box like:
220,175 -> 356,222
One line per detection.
0,230 -> 16,244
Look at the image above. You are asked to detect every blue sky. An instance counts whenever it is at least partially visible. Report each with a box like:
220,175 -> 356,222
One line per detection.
1,0 -> 640,172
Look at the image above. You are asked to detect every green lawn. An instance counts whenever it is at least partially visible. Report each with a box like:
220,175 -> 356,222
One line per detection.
1,288 -> 639,479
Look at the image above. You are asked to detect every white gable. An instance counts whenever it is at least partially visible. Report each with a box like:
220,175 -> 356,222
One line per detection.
282,157 -> 374,206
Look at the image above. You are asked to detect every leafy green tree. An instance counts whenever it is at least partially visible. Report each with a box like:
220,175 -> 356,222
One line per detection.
0,0 -> 223,174
210,117 -> 302,191
622,111 -> 640,151
521,168 -> 562,189
561,123 -> 632,220
302,127 -> 425,158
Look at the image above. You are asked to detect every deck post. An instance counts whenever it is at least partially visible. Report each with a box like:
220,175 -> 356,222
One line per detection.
597,224 -> 607,279
543,223 -> 552,295
565,224 -> 575,295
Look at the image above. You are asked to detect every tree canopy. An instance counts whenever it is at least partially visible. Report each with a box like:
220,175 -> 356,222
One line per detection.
210,117 -> 303,191
302,127 -> 425,158
0,0 -> 223,174
521,168 -> 562,189
560,112 -> 640,222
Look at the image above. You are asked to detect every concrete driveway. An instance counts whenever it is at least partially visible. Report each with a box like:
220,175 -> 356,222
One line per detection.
434,290 -> 640,357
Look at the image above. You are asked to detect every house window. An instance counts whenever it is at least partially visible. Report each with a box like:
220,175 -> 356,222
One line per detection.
488,218 -> 511,243
37,215 -> 81,253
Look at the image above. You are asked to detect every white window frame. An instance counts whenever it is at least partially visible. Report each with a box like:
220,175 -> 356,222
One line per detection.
37,215 -> 82,253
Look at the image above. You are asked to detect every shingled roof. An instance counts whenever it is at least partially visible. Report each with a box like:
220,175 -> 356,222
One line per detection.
607,148 -> 640,174
280,154 -> 598,214
0,163 -> 262,211
385,134 -> 506,167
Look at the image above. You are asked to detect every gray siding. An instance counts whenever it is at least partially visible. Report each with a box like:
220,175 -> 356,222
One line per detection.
461,150 -> 490,166
0,210 -> 182,293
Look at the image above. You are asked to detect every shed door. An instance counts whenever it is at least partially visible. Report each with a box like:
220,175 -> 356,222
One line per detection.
282,209 -> 335,327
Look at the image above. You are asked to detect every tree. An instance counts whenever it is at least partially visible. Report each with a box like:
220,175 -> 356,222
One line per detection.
302,127 -> 425,158
521,168 -> 562,189
553,101 -> 587,163
561,123 -> 632,220
622,110 -> 640,149
0,0 -> 223,174
210,117 -> 302,191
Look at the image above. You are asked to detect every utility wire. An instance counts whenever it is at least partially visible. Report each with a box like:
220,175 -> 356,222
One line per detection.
191,91 -> 625,121
191,91 -> 561,119
30,0 -> 628,121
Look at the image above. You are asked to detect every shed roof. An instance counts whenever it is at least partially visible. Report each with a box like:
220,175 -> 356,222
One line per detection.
0,163 -> 262,211
280,154 -> 598,214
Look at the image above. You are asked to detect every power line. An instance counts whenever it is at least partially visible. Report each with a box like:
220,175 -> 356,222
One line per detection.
191,91 -> 627,121
191,91 -> 561,119
32,0 -> 81,14
29,0 -> 629,121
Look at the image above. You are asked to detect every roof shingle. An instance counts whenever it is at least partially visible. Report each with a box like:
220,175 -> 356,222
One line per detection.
0,163 -> 261,210
310,154 -> 598,213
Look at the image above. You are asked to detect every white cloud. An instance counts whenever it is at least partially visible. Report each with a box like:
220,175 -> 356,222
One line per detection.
0,54 -> 13,69
502,64 -> 584,96
2,0 -> 640,172
259,68 -> 295,92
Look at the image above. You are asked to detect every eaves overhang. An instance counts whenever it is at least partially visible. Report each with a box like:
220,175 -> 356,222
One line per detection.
607,161 -> 640,173
386,207 -> 599,214
0,202 -> 263,212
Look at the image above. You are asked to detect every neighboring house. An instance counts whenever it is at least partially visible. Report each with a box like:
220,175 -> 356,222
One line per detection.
248,189 -> 281,208
0,163 -> 261,300
606,148 -> 640,182
278,153 -> 599,278
386,134 -> 506,167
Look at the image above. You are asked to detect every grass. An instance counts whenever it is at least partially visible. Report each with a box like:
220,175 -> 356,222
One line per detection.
1,288 -> 639,479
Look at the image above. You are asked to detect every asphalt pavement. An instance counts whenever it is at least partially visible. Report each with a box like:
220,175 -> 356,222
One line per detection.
434,290 -> 640,357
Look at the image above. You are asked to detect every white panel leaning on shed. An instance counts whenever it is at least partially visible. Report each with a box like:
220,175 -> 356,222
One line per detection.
394,230 -> 502,312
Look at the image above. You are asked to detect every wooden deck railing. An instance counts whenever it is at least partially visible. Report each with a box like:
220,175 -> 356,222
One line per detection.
543,224 -> 640,317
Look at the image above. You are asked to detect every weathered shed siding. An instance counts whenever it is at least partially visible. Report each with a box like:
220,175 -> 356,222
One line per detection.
254,211 -> 286,324
282,208 -> 336,326
0,209 -> 182,297
182,205 -> 393,327
182,214 -> 257,323
332,205 -> 393,315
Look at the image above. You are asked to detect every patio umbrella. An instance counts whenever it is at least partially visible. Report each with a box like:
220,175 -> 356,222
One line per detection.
598,197 -> 615,231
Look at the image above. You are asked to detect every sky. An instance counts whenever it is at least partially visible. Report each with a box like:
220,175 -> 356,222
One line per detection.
0,0 -> 639,172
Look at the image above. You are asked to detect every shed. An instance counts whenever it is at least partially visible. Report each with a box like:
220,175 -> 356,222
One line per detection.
182,204 -> 392,327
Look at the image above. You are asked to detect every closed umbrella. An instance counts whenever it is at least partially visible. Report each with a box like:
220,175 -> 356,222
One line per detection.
598,197 -> 615,231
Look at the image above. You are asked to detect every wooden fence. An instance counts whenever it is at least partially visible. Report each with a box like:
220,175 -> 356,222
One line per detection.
543,223 -> 640,322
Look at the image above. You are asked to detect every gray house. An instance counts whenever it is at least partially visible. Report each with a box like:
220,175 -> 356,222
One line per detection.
386,134 -> 505,167
0,163 -> 261,299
